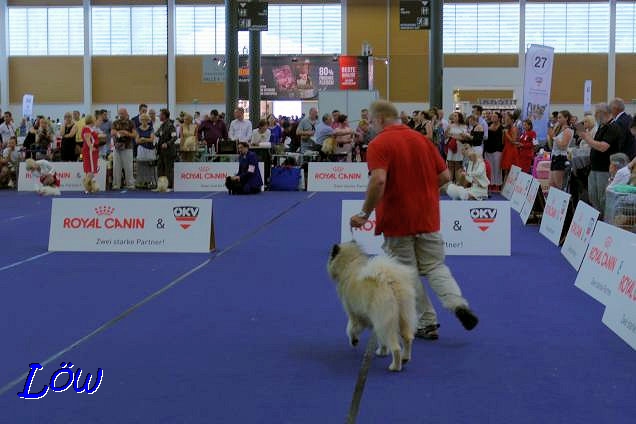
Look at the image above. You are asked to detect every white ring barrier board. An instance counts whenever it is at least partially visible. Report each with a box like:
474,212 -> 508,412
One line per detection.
519,178 -> 542,225
561,201 -> 599,271
574,221 -> 631,306
173,162 -> 264,192
48,198 -> 214,253
307,162 -> 369,192
602,244 -> 636,350
539,187 -> 571,246
510,171 -> 533,212
501,165 -> 522,200
18,160 -> 107,192
341,200 -> 511,256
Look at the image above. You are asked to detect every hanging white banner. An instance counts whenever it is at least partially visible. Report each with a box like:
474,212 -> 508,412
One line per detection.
519,178 -> 542,225
17,161 -> 107,192
341,200 -> 511,256
575,221 -> 633,307
561,201 -> 600,271
173,162 -> 264,192
522,45 -> 555,142
539,187 -> 571,246
48,198 -> 214,253
501,165 -> 522,200
510,171 -> 533,212
22,94 -> 34,118
307,162 -> 370,192
583,80 -> 592,114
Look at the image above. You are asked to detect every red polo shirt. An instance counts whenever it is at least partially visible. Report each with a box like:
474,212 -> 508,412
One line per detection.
367,124 -> 447,237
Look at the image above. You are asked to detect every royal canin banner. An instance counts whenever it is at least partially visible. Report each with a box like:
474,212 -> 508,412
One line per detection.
501,165 -> 522,200
307,163 -> 369,192
173,162 -> 264,192
18,161 -> 107,192
539,187 -> 571,246
510,171 -> 533,213
561,200 -> 599,271
519,178 -> 542,225
574,221 -> 632,307
341,200 -> 511,256
48,198 -> 214,253
601,227 -> 636,350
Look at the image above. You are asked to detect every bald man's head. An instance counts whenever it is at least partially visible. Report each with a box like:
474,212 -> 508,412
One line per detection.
118,108 -> 129,119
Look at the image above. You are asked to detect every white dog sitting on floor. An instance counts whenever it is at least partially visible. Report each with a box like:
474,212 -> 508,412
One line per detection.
327,242 -> 417,372
153,176 -> 171,192
37,186 -> 61,196
82,175 -> 100,193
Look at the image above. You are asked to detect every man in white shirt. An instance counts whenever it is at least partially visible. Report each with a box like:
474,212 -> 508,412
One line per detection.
228,107 -> 253,143
608,153 -> 634,188
0,111 -> 16,147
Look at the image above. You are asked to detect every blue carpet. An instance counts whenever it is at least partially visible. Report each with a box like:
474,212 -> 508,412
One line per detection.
0,191 -> 634,423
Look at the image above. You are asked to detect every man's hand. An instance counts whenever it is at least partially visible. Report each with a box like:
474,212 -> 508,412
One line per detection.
350,214 -> 367,228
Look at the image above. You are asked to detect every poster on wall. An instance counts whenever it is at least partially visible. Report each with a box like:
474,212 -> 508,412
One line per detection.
522,44 -> 555,142
238,55 -> 370,100
202,57 -> 226,83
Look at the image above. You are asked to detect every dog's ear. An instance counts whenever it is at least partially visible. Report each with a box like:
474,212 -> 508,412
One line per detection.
330,244 -> 340,260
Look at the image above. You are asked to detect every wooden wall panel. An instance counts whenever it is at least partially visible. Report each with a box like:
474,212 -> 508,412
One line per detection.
444,54 -> 518,68
176,56 -> 224,103
92,56 -> 167,103
9,57 -> 83,103
347,0 -> 387,99
551,54 -> 607,104
616,54 -> 636,101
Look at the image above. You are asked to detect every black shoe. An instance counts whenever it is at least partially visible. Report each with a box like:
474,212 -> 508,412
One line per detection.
415,324 -> 440,340
455,307 -> 479,330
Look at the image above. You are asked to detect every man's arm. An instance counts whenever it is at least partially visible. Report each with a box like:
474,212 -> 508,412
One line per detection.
361,168 -> 387,215
581,129 -> 610,153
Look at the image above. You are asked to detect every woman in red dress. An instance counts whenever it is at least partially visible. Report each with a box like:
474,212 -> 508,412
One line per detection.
500,112 -> 520,183
518,119 -> 537,173
81,115 -> 100,192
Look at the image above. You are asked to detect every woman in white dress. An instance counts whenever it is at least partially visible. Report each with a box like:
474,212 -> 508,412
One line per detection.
446,147 -> 490,200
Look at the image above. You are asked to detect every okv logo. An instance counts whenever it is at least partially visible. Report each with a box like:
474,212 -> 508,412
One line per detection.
17,362 -> 103,399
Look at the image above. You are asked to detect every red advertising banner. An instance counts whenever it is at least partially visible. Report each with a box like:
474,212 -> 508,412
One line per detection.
339,56 -> 359,89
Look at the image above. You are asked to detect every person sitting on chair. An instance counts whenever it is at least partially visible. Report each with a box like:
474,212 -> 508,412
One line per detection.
225,141 -> 263,195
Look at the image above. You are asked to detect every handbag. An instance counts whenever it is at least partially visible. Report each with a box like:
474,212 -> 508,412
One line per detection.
270,166 -> 301,191
447,137 -> 458,153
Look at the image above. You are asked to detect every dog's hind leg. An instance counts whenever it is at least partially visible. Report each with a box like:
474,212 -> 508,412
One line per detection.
400,319 -> 414,362
346,318 -> 364,347
399,307 -> 416,364
387,335 -> 402,372
377,322 -> 402,371
375,343 -> 389,357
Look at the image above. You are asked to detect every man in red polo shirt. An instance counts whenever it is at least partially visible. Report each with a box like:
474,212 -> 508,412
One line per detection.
350,100 -> 478,339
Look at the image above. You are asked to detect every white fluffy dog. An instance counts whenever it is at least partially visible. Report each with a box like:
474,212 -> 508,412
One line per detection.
154,176 -> 171,192
37,186 -> 61,196
82,175 -> 100,193
327,242 -> 417,372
